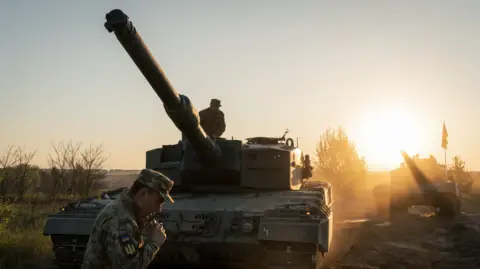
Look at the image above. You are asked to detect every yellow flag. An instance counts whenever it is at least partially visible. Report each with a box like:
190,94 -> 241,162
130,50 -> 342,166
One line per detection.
441,121 -> 448,149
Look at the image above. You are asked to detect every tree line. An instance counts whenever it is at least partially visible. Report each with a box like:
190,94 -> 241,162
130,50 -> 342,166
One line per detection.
1,128 -> 474,202
0,141 -> 108,202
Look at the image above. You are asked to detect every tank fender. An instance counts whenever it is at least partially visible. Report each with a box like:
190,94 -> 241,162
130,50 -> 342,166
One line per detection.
256,215 -> 331,252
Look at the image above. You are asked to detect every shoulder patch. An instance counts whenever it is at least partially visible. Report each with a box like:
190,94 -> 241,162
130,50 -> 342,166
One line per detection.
118,233 -> 138,258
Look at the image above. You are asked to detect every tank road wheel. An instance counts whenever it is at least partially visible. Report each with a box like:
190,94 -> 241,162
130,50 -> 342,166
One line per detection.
388,202 -> 410,224
53,248 -> 84,269
435,194 -> 461,219
372,184 -> 391,220
47,234 -> 88,269
262,243 -> 324,269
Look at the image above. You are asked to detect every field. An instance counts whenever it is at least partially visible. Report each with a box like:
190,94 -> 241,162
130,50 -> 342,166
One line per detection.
0,170 -> 140,269
1,170 -> 479,269
0,197 -> 71,268
98,170 -> 140,190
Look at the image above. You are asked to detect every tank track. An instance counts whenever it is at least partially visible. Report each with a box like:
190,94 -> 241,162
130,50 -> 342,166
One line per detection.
50,235 -> 89,269
50,243 -> 323,269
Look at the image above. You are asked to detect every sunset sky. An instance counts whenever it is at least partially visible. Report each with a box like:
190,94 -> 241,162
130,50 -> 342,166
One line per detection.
1,1 -> 479,171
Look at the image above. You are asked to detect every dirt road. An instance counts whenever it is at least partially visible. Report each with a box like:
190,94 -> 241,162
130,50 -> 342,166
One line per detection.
325,193 -> 480,269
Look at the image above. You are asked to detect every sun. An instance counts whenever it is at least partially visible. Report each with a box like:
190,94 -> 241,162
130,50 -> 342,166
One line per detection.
354,105 -> 424,170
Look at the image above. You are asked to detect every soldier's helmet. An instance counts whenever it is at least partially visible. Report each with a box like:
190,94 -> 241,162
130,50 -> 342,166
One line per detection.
136,169 -> 174,203
210,99 -> 221,108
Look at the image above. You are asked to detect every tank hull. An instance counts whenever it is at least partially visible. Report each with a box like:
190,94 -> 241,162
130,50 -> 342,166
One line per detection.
44,189 -> 332,269
372,177 -> 461,220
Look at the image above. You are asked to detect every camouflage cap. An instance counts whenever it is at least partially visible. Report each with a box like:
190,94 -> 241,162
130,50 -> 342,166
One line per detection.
136,169 -> 174,203
210,98 -> 221,107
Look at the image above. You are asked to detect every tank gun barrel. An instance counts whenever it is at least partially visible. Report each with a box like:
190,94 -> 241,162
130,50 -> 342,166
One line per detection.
104,9 -> 220,164
104,10 -> 181,109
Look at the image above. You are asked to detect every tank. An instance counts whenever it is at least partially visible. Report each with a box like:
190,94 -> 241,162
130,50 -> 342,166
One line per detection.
42,9 -> 334,269
372,151 -> 461,221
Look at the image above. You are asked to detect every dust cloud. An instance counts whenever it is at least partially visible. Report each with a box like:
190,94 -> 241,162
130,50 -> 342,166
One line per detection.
322,188 -> 480,269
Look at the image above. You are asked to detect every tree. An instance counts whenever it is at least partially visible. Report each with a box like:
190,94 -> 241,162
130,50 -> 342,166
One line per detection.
12,148 -> 37,198
79,144 -> 108,197
48,141 -> 82,196
449,155 -> 473,194
0,145 -> 39,199
46,141 -> 108,199
0,145 -> 20,197
315,126 -> 368,198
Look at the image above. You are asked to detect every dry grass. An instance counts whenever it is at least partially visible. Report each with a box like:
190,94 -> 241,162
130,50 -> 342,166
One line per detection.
0,202 -> 53,268
0,194 -> 96,269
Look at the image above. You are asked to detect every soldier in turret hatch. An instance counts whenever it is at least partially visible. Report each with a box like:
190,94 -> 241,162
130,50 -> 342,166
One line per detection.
199,98 -> 226,138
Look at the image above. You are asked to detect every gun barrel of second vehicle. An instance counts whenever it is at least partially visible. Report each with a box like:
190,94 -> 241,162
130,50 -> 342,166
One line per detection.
104,9 -> 221,164
401,151 -> 437,192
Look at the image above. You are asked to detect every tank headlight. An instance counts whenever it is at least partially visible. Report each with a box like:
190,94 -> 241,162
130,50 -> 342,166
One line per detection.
240,220 -> 254,233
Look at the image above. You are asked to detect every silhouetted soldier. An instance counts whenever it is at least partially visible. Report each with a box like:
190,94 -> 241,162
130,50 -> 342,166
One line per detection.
199,99 -> 226,138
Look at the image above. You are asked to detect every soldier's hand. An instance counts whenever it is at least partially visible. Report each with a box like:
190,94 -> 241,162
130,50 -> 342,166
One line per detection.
147,221 -> 167,247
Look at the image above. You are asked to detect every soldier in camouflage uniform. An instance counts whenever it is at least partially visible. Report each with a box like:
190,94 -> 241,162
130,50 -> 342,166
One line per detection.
199,98 -> 226,138
82,169 -> 175,269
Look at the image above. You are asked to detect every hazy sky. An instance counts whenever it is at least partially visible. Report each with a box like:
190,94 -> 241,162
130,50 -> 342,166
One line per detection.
1,1 -> 479,170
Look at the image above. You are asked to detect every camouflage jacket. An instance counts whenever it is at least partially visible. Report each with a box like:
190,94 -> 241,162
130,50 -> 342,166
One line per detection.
82,191 -> 160,269
199,108 -> 226,137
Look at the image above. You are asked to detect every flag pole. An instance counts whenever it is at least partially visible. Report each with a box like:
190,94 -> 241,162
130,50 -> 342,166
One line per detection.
444,147 -> 448,179
442,121 -> 448,179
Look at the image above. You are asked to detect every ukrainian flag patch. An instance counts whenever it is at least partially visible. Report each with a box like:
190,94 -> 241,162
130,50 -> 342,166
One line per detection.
118,234 -> 137,258
119,234 -> 130,243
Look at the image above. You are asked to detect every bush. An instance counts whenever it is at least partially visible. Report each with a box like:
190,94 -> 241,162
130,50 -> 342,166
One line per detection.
0,199 -> 62,268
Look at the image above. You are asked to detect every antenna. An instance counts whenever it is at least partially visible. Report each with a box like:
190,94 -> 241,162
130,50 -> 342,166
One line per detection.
296,137 -> 299,147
